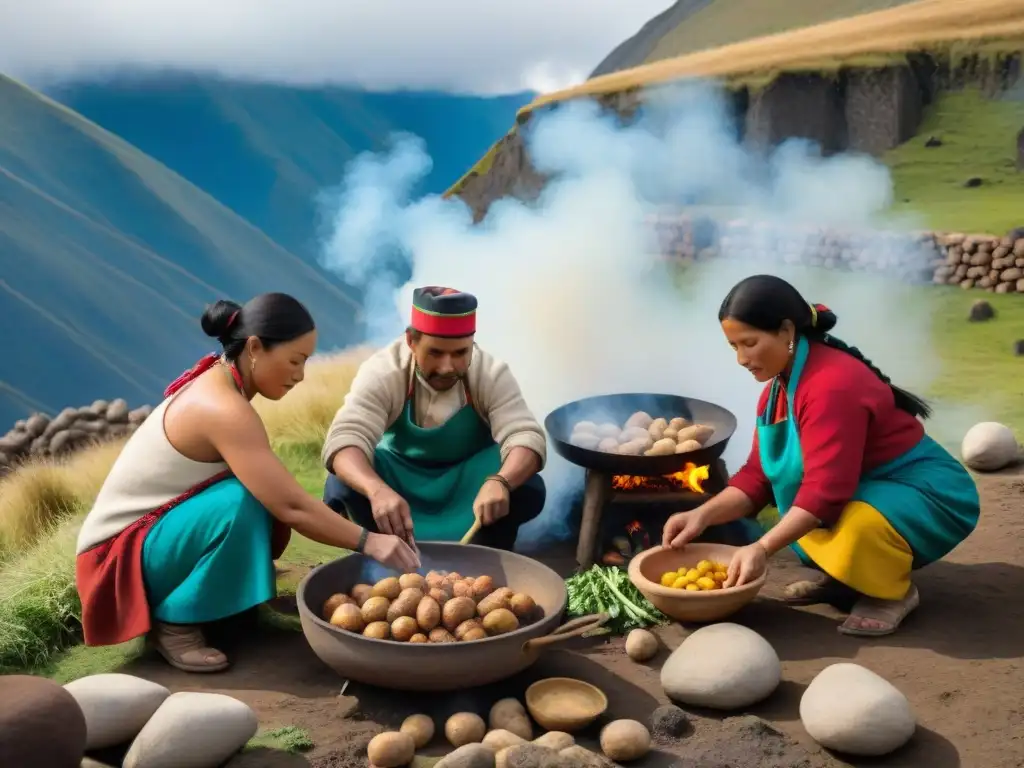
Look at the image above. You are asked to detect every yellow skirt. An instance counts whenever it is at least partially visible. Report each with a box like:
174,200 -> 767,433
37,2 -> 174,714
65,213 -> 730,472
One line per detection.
794,501 -> 913,601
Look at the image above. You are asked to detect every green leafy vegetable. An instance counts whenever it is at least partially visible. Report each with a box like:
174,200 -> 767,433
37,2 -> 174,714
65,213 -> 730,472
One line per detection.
566,565 -> 669,636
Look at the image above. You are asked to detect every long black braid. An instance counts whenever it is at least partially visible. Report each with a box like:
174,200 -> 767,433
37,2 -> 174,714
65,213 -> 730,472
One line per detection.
719,275 -> 932,420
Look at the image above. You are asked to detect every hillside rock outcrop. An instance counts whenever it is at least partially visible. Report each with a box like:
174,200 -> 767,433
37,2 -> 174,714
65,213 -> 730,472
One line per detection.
0,398 -> 152,474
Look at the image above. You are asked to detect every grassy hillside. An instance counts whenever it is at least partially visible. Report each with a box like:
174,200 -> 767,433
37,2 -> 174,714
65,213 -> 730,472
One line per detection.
48,76 -> 534,260
0,75 -> 362,428
591,0 -> 916,74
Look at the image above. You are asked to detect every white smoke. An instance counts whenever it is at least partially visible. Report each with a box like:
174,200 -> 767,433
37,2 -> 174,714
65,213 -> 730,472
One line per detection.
318,79 -> 965,549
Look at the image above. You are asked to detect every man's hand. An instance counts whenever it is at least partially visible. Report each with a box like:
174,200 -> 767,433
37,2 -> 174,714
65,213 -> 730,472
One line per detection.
369,485 -> 414,544
474,477 -> 510,526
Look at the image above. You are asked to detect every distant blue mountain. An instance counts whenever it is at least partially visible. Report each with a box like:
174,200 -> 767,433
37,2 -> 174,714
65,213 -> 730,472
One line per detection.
0,74 -> 532,428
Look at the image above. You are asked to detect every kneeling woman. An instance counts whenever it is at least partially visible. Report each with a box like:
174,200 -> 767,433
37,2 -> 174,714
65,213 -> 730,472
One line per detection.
663,275 -> 980,636
76,293 -> 419,673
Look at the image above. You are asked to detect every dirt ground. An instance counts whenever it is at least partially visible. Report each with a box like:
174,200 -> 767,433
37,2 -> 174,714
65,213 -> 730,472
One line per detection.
95,469 -> 1023,768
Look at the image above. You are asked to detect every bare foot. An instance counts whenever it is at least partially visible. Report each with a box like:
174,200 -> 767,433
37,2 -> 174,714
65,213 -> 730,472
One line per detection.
838,585 -> 920,637
782,572 -> 855,605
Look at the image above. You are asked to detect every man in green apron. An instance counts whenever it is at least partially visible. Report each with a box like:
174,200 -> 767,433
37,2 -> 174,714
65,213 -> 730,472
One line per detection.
321,287 -> 548,550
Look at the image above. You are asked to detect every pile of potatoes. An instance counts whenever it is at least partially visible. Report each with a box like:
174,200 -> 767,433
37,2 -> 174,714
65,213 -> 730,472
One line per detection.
569,410 -> 715,457
321,570 -> 541,643
366,696 -> 650,768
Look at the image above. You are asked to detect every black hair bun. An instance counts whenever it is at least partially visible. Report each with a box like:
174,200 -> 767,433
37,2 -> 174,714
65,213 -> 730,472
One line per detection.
814,304 -> 837,334
201,299 -> 242,340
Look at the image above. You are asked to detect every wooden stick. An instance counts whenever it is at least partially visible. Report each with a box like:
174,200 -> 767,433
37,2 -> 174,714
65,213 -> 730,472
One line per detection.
460,517 -> 482,545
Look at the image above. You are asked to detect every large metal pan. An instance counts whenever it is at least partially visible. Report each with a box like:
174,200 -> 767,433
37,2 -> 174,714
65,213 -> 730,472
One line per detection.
545,393 -> 737,476
296,542 -> 607,692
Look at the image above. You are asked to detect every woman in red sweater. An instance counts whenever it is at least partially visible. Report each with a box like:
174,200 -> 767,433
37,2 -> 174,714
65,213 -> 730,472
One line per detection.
663,275 -> 980,636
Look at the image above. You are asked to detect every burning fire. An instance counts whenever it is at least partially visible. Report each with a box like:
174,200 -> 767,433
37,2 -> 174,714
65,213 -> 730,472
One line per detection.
612,462 -> 710,493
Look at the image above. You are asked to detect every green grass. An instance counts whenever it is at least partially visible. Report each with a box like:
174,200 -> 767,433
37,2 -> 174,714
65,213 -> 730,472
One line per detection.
887,90 -> 1024,235
246,726 -> 315,754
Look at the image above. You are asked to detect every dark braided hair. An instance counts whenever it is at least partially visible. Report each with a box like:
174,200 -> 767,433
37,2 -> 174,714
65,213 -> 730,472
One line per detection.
718,275 -> 931,420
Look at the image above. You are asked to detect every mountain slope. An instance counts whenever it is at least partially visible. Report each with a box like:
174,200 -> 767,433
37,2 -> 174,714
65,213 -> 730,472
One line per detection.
590,0 -> 917,75
0,75 -> 362,427
48,76 -> 534,260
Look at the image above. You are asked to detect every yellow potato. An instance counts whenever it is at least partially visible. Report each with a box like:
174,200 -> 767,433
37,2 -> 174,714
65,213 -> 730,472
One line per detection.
696,577 -> 718,591
361,596 -> 390,624
660,572 -> 677,587
685,583 -> 700,592
400,714 -> 435,749
482,608 -> 519,636
329,603 -> 365,633
461,627 -> 488,641
367,731 -> 416,768
445,712 -> 487,747
712,571 -> 728,583
644,438 -> 676,457
675,439 -> 702,454
454,618 -> 483,640
387,587 -> 425,622
671,576 -> 689,589
442,596 -> 477,632
399,573 -> 426,591
509,593 -> 537,621
428,627 -> 456,643
391,615 -> 420,641
372,577 -> 402,600
363,620 -> 391,639
696,560 -> 714,575
322,593 -> 352,620
409,633 -> 429,643
624,411 -> 653,429
685,568 -> 700,581
416,595 -> 441,632
349,584 -> 374,606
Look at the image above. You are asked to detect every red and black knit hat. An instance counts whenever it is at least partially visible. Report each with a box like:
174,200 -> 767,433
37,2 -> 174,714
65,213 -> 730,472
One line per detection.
410,286 -> 477,338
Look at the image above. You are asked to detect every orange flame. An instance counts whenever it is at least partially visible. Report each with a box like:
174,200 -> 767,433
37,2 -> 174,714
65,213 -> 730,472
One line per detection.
612,462 -> 709,493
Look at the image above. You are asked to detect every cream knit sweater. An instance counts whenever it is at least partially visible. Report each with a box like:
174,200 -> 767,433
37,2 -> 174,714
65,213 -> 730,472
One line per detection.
322,338 -> 547,471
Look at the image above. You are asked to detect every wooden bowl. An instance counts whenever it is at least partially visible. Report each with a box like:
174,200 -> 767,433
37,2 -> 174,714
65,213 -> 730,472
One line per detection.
628,543 -> 767,623
525,678 -> 608,732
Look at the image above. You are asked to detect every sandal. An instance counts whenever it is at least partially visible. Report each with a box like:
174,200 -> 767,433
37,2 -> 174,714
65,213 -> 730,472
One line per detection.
150,622 -> 230,673
838,585 -> 920,637
783,573 -> 855,606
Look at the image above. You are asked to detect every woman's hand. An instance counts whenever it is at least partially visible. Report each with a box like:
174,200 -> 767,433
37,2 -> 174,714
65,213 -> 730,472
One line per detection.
362,532 -> 421,572
662,508 -> 708,548
724,541 -> 768,588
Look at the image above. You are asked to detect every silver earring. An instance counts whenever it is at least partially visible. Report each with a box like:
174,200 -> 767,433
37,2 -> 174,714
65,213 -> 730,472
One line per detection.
788,339 -> 794,353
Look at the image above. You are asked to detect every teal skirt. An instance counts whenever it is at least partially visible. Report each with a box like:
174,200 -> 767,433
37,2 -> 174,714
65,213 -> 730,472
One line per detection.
141,477 -> 276,624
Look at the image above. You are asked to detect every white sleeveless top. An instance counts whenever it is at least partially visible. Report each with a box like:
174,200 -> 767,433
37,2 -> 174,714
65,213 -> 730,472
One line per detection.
75,395 -> 229,554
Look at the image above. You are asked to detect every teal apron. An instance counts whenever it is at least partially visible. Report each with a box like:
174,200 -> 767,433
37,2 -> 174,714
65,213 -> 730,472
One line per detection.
758,336 -> 980,568
371,367 -> 501,541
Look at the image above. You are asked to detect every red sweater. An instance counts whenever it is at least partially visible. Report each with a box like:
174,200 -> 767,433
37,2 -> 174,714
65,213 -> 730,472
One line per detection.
728,341 -> 924,524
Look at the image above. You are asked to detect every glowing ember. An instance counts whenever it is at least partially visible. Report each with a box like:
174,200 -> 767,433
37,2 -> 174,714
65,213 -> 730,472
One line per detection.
612,462 -> 709,493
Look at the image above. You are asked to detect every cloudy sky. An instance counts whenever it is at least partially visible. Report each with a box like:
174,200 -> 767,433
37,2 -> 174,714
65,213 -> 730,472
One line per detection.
0,0 -> 673,94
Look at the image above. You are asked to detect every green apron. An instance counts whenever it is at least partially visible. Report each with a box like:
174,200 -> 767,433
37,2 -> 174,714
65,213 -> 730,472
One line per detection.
758,336 -> 979,567
372,371 -> 501,541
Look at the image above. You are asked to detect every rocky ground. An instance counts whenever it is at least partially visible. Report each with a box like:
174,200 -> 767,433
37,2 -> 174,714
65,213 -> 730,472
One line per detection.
75,465 -> 1022,768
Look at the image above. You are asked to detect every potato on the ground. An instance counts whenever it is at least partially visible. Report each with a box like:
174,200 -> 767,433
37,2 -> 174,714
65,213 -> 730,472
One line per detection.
625,411 -> 653,429
400,714 -> 435,749
675,439 -> 701,454
367,731 -> 416,768
489,699 -> 532,740
442,596 -> 477,632
483,729 -> 526,751
349,584 -> 374,606
361,596 -> 390,624
372,576 -> 402,600
391,615 -> 419,642
471,575 -> 495,600
509,593 -> 536,620
399,573 -> 426,591
600,719 -> 651,761
477,590 -> 511,617
363,621 -> 390,640
445,712 -> 486,747
429,627 -> 456,643
329,603 -> 365,633
645,437 -> 676,456
416,595 -> 441,632
409,633 -> 429,643
534,731 -> 574,751
597,437 -> 619,453
560,744 -> 614,767
483,608 -> 519,636
625,628 -> 658,662
387,587 -> 425,622
321,593 -> 352,620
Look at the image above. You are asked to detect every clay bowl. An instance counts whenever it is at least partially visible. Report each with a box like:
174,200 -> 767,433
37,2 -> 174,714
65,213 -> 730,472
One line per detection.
628,543 -> 766,623
525,677 -> 608,732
